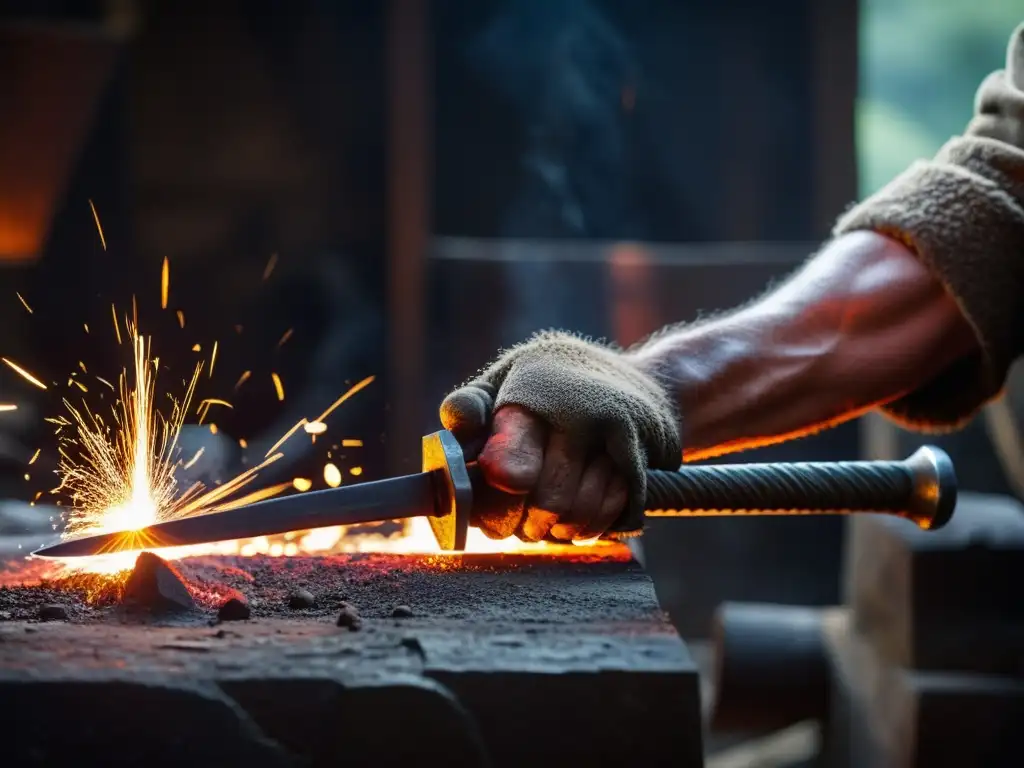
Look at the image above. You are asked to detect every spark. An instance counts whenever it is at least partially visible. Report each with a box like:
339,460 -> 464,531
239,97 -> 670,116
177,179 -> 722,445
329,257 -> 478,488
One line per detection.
198,398 -> 232,411
56,329 -> 291,543
191,344 -> 201,352
209,423 -> 218,435
313,375 -> 375,423
95,376 -> 115,392
264,418 -> 307,458
79,361 -> 87,373
2,357 -> 48,390
271,372 -> 285,401
238,438 -> 248,449
276,328 -> 293,348
0,404 -> 17,412
211,480 -> 291,511
234,370 -> 251,391
84,323 -> 90,334
262,253 -> 278,281
304,421 -> 327,435
72,380 -> 88,393
341,439 -> 363,447
292,477 -> 312,492
209,341 -> 218,378
16,292 -> 33,314
161,258 -> 170,309
324,463 -> 342,488
29,449 -> 40,464
182,447 -> 204,470
350,466 -> 363,477
176,310 -> 185,328
88,199 -> 107,250
111,304 -> 121,345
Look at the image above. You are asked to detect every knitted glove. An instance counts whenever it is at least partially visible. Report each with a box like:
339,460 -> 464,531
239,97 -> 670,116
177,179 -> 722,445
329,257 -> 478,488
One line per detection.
440,331 -> 681,539
834,23 -> 1024,429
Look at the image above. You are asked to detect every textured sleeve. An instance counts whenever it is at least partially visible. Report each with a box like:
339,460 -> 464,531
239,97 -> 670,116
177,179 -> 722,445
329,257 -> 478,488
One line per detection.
833,23 -> 1024,430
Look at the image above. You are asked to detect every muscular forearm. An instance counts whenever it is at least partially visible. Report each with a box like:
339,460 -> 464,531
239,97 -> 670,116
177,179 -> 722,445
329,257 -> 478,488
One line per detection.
629,231 -> 979,461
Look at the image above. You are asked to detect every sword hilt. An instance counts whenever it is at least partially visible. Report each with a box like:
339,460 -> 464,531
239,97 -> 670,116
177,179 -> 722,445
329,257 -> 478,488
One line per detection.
423,430 -> 957,551
641,446 -> 956,530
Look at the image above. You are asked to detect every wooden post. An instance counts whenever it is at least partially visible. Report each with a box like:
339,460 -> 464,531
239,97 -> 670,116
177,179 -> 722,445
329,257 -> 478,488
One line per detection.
386,0 -> 432,474
809,0 -> 859,237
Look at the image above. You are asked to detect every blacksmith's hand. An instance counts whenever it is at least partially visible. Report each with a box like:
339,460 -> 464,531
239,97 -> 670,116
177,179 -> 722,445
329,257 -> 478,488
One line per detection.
439,331 -> 681,543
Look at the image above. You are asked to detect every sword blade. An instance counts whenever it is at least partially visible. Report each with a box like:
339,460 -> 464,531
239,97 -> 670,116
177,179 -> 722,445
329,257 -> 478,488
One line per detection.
32,471 -> 437,558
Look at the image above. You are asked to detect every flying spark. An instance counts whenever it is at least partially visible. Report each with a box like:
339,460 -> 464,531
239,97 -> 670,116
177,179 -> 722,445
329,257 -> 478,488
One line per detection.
16,292 -> 33,314
182,447 -> 204,470
2,357 -> 48,390
111,305 -> 122,345
323,463 -> 342,487
88,199 -> 107,251
234,370 -> 251,391
0,404 -> 17,412
57,330 -> 289,542
19,248 -> 387,568
313,376 -> 375,423
209,341 -> 218,378
277,328 -> 293,348
262,253 -> 278,281
161,258 -> 170,309
176,310 -> 185,328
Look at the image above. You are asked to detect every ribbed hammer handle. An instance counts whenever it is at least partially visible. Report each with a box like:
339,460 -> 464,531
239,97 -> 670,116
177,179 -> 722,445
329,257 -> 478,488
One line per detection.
644,446 -> 957,530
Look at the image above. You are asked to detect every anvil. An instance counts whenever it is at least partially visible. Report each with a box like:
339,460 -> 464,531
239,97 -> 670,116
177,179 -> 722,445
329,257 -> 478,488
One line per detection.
34,430 -> 957,558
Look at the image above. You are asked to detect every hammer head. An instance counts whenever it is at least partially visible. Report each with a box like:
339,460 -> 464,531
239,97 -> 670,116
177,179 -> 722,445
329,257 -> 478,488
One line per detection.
422,430 -> 473,550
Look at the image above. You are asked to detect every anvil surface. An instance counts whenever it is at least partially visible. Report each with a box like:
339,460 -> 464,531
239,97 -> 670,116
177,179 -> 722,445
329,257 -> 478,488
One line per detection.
0,552 -> 703,767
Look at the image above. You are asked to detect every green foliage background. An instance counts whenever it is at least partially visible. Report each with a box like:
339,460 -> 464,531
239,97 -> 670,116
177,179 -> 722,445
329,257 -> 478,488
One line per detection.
858,0 -> 1021,195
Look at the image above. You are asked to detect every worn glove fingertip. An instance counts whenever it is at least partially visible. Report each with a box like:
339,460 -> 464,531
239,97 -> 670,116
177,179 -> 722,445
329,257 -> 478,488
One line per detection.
440,383 -> 495,440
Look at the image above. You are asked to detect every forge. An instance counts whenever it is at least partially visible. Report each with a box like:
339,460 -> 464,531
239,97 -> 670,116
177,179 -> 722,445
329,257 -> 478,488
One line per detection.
0,544 -> 703,767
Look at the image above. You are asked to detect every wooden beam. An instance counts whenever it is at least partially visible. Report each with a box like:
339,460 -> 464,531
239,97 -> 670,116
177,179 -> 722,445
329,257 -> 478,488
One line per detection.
809,0 -> 859,236
386,0 -> 432,474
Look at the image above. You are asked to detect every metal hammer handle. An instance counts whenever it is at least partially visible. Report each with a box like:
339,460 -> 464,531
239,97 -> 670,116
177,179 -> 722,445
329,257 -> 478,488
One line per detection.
643,446 -> 956,530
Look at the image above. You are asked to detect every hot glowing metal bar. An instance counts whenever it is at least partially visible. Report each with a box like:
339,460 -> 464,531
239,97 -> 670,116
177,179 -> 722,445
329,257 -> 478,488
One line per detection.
34,471 -> 435,558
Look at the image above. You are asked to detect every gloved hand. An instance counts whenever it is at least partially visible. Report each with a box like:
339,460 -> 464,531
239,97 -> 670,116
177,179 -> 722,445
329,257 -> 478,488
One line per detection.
440,331 -> 681,542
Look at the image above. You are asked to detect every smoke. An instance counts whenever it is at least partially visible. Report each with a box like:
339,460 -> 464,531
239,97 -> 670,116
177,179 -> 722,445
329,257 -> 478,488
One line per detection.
467,0 -> 638,342
470,0 -> 641,239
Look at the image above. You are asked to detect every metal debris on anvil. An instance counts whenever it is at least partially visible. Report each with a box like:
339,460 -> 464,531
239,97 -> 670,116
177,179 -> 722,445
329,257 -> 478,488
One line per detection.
122,551 -> 197,613
287,588 -> 315,609
217,597 -> 250,622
